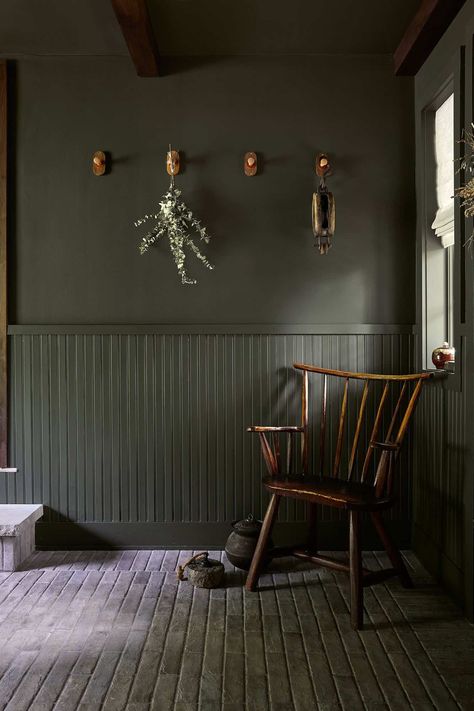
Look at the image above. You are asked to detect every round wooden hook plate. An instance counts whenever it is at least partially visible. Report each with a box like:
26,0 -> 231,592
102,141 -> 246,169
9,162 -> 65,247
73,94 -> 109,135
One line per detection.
92,151 -> 106,176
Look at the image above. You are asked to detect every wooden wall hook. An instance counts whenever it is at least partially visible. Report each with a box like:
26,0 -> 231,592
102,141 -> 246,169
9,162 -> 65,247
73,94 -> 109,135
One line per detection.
167,148 -> 180,176
244,152 -> 257,176
92,150 -> 107,176
316,153 -> 332,179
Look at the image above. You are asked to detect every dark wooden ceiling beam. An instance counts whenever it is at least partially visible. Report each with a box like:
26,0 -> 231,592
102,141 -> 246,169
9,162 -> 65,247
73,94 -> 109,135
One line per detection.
111,0 -> 159,77
394,0 -> 467,76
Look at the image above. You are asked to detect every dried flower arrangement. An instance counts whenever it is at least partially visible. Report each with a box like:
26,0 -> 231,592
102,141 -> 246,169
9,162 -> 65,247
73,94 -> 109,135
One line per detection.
457,123 -> 474,249
135,179 -> 214,285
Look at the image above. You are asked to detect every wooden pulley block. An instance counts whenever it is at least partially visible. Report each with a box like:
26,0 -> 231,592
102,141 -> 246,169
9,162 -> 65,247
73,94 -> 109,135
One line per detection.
312,189 -> 336,255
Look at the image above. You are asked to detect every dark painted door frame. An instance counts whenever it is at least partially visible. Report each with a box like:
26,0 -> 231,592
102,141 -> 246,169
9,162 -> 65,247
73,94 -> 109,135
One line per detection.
414,14 -> 474,618
0,60 -> 7,469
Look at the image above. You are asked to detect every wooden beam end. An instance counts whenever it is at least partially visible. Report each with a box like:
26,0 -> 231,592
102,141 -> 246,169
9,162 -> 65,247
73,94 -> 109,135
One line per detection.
394,0 -> 467,76
111,0 -> 160,77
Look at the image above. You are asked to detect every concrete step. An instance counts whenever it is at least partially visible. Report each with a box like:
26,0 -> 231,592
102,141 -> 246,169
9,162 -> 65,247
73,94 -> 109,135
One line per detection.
0,505 -> 44,571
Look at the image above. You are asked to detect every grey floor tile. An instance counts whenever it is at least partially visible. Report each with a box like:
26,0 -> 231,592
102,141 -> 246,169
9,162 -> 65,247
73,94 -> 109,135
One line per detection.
0,549 -> 472,711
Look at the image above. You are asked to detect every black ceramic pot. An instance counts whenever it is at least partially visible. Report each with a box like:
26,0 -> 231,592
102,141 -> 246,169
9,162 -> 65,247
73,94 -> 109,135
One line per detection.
224,514 -> 273,570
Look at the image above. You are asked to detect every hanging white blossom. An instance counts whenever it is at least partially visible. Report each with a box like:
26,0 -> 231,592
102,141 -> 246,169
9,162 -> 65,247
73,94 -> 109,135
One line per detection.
135,180 -> 214,285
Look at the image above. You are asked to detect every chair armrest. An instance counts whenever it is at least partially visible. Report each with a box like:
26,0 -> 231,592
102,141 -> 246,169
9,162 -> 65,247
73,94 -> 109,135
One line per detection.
369,440 -> 400,452
248,425 -> 303,477
247,426 -> 304,433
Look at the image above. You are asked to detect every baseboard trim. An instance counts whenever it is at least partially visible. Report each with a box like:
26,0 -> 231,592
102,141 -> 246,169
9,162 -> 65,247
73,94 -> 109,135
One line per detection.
412,523 -> 464,606
36,519 -> 411,550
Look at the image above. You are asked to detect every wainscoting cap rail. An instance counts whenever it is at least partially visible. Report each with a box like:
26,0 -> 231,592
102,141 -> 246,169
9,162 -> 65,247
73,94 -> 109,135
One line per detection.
7,323 -> 416,336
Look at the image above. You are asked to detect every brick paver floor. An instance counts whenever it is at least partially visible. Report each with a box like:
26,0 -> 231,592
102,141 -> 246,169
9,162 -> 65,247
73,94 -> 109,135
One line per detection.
0,549 -> 473,710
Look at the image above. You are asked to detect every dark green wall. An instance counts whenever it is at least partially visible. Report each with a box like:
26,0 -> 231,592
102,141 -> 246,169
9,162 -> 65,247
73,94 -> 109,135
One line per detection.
10,55 -> 415,325
413,0 -> 474,618
3,53 -> 418,548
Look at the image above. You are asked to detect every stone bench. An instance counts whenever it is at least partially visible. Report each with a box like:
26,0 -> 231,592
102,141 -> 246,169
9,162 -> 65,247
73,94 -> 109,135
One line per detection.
0,504 -> 44,571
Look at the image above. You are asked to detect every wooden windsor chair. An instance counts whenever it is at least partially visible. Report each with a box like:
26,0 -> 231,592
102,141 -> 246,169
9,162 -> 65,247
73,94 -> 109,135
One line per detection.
246,363 -> 433,630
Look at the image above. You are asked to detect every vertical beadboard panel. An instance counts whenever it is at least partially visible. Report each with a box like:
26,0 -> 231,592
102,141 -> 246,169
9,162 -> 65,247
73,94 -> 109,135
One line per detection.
7,331 -> 413,526
413,336 -> 466,574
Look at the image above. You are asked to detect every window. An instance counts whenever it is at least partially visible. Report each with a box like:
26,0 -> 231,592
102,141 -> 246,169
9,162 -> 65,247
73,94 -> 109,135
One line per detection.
423,89 -> 455,370
432,94 -> 455,249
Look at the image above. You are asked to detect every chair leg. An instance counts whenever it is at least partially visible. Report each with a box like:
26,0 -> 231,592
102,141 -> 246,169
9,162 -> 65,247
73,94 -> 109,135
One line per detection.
370,512 -> 414,589
349,510 -> 363,630
306,503 -> 318,553
245,494 -> 280,592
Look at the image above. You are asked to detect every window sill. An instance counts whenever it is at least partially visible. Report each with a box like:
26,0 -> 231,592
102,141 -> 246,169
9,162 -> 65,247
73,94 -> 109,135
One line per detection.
422,368 -> 451,378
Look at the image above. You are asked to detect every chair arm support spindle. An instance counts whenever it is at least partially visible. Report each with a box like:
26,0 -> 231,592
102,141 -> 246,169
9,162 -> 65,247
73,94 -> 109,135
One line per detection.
369,441 -> 400,452
248,425 -> 303,476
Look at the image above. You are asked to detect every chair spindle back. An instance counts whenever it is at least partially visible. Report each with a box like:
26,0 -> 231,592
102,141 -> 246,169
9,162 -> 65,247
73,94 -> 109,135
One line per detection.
250,364 -> 432,500
295,364 -> 432,497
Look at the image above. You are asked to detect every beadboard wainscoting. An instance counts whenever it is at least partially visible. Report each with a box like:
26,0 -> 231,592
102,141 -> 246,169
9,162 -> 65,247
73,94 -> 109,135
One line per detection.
413,336 -> 468,606
3,326 -> 415,548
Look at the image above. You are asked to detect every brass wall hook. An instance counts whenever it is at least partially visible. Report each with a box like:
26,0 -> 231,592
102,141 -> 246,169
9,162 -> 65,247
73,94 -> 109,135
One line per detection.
244,152 -> 257,176
316,153 -> 332,181
167,145 -> 180,176
92,150 -> 107,176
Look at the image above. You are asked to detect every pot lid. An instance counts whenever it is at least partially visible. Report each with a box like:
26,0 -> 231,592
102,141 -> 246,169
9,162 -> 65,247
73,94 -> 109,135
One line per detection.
232,513 -> 262,535
188,552 -> 222,569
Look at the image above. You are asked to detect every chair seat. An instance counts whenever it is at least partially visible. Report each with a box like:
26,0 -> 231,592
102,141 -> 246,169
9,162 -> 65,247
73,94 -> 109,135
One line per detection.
263,474 -> 393,510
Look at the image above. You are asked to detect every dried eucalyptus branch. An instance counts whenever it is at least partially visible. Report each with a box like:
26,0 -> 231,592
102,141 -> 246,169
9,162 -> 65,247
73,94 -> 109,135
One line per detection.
135,181 -> 214,285
456,123 -> 474,250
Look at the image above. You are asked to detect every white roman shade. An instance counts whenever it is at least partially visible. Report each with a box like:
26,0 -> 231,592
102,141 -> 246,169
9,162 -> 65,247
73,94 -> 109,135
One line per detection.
431,93 -> 454,248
